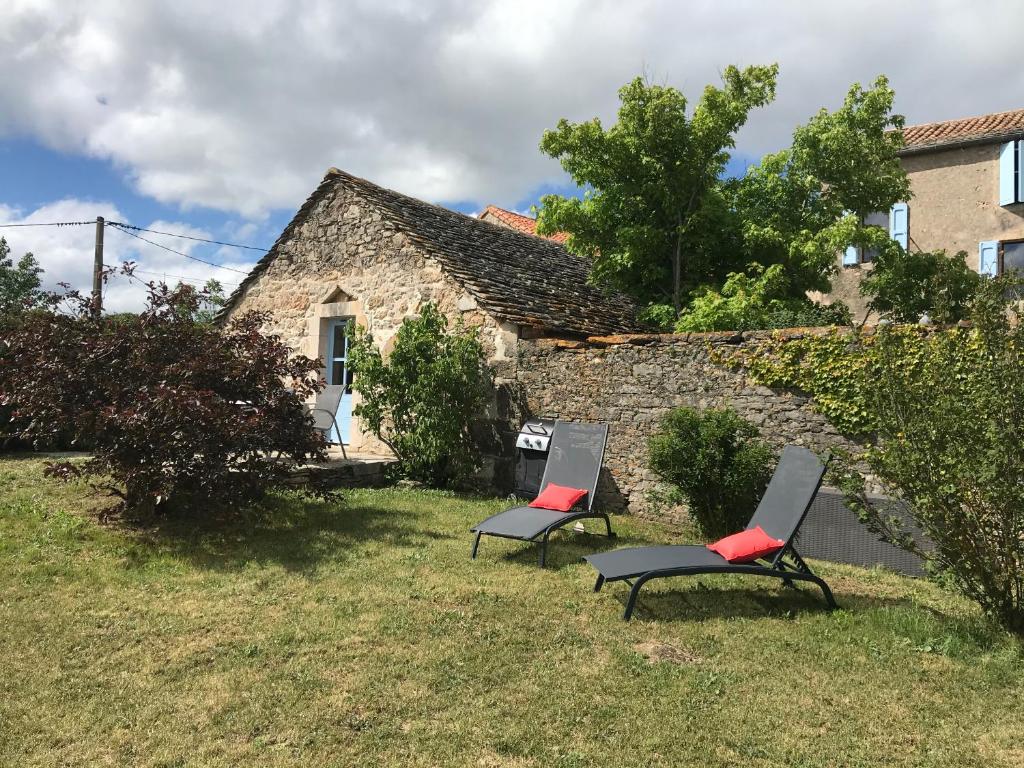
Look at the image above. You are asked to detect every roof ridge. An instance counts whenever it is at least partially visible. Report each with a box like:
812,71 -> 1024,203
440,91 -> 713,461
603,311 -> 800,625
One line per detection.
327,167 -> 568,251
901,106 -> 1024,132
218,167 -> 637,336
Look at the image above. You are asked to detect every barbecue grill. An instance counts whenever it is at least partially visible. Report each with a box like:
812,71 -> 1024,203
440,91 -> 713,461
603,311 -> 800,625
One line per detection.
513,417 -> 555,498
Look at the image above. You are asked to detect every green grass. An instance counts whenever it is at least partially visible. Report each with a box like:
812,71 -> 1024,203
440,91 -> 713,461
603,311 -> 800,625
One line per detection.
1,456 -> 1021,767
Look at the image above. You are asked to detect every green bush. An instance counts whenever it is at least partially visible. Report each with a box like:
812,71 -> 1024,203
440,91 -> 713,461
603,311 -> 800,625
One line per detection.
860,246 -> 981,324
347,304 -> 491,488
676,264 -> 851,332
841,277 -> 1024,633
648,407 -> 774,539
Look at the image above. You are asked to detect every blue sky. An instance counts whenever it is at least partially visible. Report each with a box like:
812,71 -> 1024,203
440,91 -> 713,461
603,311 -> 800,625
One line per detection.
2,0 -> 1021,310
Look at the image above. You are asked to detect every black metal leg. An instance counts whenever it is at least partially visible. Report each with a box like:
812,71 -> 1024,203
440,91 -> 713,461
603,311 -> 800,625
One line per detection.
538,533 -> 550,567
602,514 -> 615,538
623,573 -> 654,621
594,574 -> 605,592
471,532 -> 481,559
810,575 -> 838,609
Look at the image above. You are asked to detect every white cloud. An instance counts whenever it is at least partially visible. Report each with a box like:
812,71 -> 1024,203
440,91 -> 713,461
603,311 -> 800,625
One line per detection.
1,0 -> 1023,216
0,200 -> 255,312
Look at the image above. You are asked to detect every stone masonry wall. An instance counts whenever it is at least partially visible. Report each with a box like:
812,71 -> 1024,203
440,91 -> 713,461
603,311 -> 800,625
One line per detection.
223,180 -> 518,469
513,331 -> 859,520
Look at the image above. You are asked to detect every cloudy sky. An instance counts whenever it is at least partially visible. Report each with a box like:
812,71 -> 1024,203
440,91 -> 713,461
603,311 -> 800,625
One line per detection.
2,0 -> 1022,310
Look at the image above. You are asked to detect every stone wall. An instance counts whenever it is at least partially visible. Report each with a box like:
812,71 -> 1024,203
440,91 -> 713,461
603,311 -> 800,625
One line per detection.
511,330 -> 859,520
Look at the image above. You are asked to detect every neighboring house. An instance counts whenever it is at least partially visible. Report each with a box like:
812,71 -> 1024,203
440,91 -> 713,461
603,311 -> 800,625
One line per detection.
218,168 -> 637,462
478,205 -> 570,243
823,107 -> 1024,319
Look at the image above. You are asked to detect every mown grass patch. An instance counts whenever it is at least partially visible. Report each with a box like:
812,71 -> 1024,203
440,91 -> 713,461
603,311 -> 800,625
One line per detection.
0,456 -> 1020,767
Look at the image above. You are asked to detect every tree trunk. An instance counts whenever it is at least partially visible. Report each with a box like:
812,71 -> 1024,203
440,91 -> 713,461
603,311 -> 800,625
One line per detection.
673,220 -> 683,316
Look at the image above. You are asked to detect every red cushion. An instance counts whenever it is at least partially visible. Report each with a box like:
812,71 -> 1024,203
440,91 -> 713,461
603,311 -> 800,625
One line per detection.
706,526 -> 785,563
529,483 -> 588,512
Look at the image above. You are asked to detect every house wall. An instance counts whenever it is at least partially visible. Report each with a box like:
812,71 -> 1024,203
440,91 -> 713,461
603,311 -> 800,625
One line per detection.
819,142 -> 1024,321
223,181 -> 520,471
511,331 -> 860,520
901,143 -> 1024,255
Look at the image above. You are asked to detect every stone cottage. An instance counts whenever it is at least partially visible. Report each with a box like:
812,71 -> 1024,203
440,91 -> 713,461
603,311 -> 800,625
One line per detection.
823,107 -> 1024,319
218,167 -> 638,484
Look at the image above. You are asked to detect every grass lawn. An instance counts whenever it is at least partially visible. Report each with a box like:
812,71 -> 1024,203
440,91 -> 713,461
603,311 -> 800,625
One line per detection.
1,456 -> 1022,767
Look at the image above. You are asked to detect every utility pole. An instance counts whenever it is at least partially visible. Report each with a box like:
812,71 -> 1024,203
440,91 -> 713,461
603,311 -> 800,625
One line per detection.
92,216 -> 104,318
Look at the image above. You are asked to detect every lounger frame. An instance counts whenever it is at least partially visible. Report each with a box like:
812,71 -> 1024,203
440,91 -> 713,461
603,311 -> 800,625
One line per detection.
472,507 -> 615,567
588,446 -> 836,620
471,420 -> 614,567
595,545 -> 837,621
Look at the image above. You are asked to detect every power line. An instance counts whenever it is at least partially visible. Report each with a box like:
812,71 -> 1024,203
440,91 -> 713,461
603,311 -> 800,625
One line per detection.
103,264 -> 240,287
0,220 -> 95,228
105,221 -> 270,252
106,223 -> 252,275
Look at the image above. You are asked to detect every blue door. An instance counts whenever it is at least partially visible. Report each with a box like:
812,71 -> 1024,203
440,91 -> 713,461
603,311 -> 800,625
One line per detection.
326,319 -> 353,445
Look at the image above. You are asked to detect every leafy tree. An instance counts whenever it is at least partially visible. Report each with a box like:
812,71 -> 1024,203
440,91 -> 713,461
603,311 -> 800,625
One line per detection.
0,274 -> 325,517
347,304 -> 491,488
648,406 -> 774,539
676,263 -> 851,332
841,277 -> 1024,633
536,66 -> 778,315
0,237 -> 44,315
193,278 -> 227,324
731,76 -> 911,297
860,247 -> 981,324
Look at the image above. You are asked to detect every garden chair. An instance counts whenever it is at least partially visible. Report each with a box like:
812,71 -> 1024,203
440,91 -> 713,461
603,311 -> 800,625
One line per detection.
584,445 -> 836,620
471,421 -> 614,567
305,384 -> 348,460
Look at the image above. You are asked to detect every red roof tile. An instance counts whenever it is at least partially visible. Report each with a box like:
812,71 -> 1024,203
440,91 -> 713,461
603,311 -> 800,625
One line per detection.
480,205 -> 569,244
899,108 -> 1024,154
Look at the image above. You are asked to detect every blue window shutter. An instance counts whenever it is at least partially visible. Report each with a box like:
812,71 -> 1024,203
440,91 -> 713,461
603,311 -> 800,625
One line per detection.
999,141 -> 1016,205
843,245 -> 859,266
889,203 -> 909,248
979,240 -> 999,277
1018,141 -> 1023,204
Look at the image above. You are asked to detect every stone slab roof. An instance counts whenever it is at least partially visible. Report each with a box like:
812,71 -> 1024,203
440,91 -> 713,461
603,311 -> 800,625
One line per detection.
220,169 -> 639,337
898,107 -> 1024,155
479,204 -> 570,244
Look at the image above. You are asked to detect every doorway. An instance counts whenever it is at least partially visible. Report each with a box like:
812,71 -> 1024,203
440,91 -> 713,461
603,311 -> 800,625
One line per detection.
325,318 -> 353,445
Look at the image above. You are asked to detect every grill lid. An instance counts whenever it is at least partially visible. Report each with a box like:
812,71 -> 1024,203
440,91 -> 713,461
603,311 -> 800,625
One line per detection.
515,417 -> 555,452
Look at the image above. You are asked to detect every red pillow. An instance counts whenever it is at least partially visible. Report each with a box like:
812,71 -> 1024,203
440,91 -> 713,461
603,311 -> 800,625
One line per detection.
706,526 -> 785,563
529,483 -> 588,512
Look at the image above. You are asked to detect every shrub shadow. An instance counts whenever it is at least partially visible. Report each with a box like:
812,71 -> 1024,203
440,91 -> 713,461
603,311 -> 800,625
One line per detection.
124,493 -> 454,574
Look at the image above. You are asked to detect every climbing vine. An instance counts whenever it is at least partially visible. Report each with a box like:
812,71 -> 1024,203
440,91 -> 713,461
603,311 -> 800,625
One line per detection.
721,326 -> 931,437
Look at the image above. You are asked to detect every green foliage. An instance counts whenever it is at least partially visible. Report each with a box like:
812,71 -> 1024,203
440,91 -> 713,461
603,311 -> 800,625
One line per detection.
0,276 -> 325,517
727,326 -> 930,436
676,263 -> 851,332
537,66 -> 778,314
648,407 -> 774,539
860,247 -> 981,323
0,237 -> 44,316
193,278 -> 227,325
840,278 -> 1024,633
348,304 -> 491,488
730,76 -> 910,298
636,302 -> 677,330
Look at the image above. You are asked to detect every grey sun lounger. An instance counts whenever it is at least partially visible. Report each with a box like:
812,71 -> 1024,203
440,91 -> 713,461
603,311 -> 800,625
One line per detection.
471,421 -> 615,567
585,445 -> 836,620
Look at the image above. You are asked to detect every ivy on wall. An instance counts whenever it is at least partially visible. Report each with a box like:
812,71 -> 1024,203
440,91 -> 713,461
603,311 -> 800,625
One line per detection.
719,326 -> 933,437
